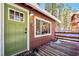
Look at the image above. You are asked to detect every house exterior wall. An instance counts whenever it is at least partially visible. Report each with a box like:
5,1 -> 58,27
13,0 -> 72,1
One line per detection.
29,11 -> 56,49
9,3 -> 56,49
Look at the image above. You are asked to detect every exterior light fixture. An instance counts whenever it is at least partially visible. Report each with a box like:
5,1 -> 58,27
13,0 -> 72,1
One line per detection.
30,13 -> 34,16
30,9 -> 34,16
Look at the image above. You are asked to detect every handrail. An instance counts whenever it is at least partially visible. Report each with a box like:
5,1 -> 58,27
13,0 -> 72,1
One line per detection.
55,32 -> 79,42
56,35 -> 79,39
55,32 -> 79,34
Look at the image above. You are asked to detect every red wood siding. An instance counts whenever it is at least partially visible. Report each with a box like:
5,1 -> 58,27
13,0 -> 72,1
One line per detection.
16,3 -> 56,49
29,16 -> 56,49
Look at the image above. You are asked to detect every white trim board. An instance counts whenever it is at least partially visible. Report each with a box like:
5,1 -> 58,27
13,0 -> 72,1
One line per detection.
1,3 -> 4,56
2,3 -> 30,56
0,3 -> 2,56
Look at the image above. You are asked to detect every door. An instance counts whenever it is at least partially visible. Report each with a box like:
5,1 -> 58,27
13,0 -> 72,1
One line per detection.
4,3 -> 28,56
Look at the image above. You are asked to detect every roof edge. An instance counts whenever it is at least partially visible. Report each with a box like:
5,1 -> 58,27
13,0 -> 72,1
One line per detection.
26,3 -> 61,23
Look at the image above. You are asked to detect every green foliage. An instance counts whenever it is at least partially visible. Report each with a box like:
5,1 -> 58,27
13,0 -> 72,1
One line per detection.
45,3 -> 70,31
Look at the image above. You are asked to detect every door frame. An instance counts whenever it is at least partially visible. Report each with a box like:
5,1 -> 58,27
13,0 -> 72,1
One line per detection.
1,3 -> 30,56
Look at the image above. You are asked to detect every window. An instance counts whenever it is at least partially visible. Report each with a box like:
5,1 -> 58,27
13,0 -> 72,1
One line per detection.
20,13 -> 23,21
9,8 -> 24,22
9,9 -> 14,20
35,16 -> 51,37
15,11 -> 19,21
36,19 -> 41,35
41,20 -> 50,34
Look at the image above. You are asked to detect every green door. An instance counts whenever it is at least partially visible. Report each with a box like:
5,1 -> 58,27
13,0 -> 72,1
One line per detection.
4,3 -> 28,56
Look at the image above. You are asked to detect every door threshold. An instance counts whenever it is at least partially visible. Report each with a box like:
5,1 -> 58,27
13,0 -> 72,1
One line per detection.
11,49 -> 29,56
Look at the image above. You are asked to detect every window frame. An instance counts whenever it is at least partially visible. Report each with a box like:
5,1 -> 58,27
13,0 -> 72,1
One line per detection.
34,16 -> 52,38
8,8 -> 25,22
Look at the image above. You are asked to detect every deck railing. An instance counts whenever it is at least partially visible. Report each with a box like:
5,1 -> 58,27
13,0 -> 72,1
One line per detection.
55,32 -> 79,42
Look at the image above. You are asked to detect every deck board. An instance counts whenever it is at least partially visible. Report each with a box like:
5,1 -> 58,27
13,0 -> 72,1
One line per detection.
35,40 -> 79,56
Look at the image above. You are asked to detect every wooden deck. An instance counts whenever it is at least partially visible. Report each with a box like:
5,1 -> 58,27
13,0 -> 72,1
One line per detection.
35,40 -> 79,56
17,39 -> 79,56
34,32 -> 79,56
17,32 -> 79,56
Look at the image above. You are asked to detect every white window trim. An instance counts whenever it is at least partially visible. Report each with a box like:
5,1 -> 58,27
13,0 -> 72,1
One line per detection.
8,7 -> 25,23
34,16 -> 52,38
